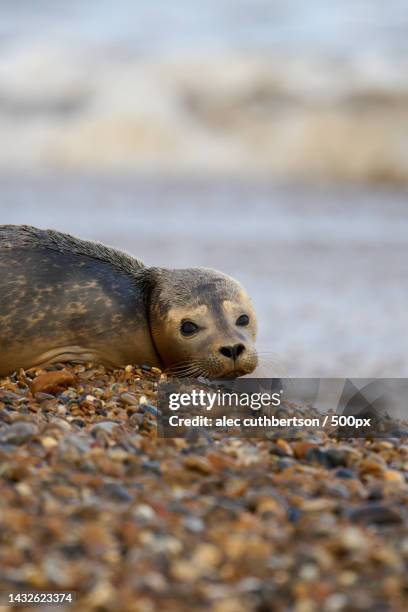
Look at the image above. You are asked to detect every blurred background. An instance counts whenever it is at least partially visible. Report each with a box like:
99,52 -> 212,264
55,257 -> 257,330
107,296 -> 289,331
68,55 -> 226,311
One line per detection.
0,0 -> 407,376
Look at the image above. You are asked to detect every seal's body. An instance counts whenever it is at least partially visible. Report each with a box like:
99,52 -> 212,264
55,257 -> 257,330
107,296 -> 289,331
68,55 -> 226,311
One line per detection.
0,226 -> 258,378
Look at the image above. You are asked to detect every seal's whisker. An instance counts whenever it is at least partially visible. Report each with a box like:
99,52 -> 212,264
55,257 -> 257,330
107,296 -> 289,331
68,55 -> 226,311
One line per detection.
166,362 -> 202,375
172,367 -> 200,376
201,367 -> 212,380
166,362 -> 205,377
166,356 -> 206,373
167,357 -> 201,368
171,361 -> 201,371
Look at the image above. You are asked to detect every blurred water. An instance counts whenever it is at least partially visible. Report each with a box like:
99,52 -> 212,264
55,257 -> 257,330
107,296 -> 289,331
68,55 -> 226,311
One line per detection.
2,0 -> 408,56
1,174 -> 407,378
1,2 -> 408,180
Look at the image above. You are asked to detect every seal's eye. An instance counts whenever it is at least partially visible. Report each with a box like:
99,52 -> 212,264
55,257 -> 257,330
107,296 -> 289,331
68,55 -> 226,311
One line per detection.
180,321 -> 199,337
236,314 -> 249,326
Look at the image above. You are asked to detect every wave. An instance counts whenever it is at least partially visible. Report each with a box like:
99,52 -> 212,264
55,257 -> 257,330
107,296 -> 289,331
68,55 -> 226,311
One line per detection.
1,43 -> 408,183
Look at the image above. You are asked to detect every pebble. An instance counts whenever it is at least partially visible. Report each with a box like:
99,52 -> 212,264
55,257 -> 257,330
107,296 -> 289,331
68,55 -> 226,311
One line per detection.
41,436 -> 58,449
58,434 -> 90,457
275,439 -> 294,456
33,392 -> 58,401
348,503 -> 403,525
0,361 -> 406,611
383,469 -> 405,484
183,516 -> 205,533
134,504 -> 156,521
0,421 -> 38,445
292,441 -> 318,459
139,404 -> 161,417
30,370 -> 75,395
334,468 -> 356,479
184,455 -> 214,475
339,526 -> 369,551
120,392 -> 138,406
192,543 -> 222,569
90,421 -> 120,434
102,482 -> 133,502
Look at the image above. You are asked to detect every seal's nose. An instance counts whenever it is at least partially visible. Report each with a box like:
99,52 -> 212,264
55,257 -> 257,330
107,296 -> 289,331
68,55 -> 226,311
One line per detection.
219,343 -> 245,361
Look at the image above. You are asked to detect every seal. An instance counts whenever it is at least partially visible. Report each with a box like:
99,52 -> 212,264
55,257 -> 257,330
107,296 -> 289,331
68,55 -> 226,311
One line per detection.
0,225 -> 258,378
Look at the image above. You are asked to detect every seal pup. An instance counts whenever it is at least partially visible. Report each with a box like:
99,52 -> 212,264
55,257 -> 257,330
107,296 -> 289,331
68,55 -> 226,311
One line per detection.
0,225 -> 258,378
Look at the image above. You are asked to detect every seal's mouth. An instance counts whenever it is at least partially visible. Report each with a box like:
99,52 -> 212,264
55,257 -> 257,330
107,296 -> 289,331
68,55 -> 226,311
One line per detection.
218,369 -> 248,380
166,368 -> 247,380
165,352 -> 258,380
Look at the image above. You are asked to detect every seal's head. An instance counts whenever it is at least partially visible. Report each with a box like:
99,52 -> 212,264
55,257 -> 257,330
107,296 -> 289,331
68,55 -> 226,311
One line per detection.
149,268 -> 258,379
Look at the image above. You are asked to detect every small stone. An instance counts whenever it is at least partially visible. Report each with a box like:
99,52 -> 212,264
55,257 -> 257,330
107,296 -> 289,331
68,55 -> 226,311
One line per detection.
134,504 -> 156,521
324,448 -> 350,467
184,455 -> 214,474
338,571 -> 357,587
256,495 -> 286,518
400,538 -> 408,557
275,439 -> 294,456
367,486 -> 384,501
325,593 -> 348,612
358,457 -> 385,476
120,392 -> 138,405
31,370 -> 75,395
185,426 -> 213,444
41,436 -> 58,449
0,422 -> 37,445
302,498 -> 337,512
292,441 -> 318,459
348,503 -> 402,525
34,392 -> 58,401
71,418 -> 86,428
183,516 -> 205,533
102,482 -> 133,502
142,572 -> 167,592
213,599 -> 248,612
139,404 -> 160,417
15,482 -> 32,497
58,434 -> 90,457
192,543 -> 222,569
91,421 -> 120,434
172,560 -> 200,582
237,577 -> 262,592
85,581 -> 116,607
225,478 -> 248,497
339,527 -> 369,551
335,468 -> 356,479
384,469 -> 405,484
287,506 -> 301,523
109,448 -> 128,461
299,563 -> 319,580
305,447 -> 332,468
